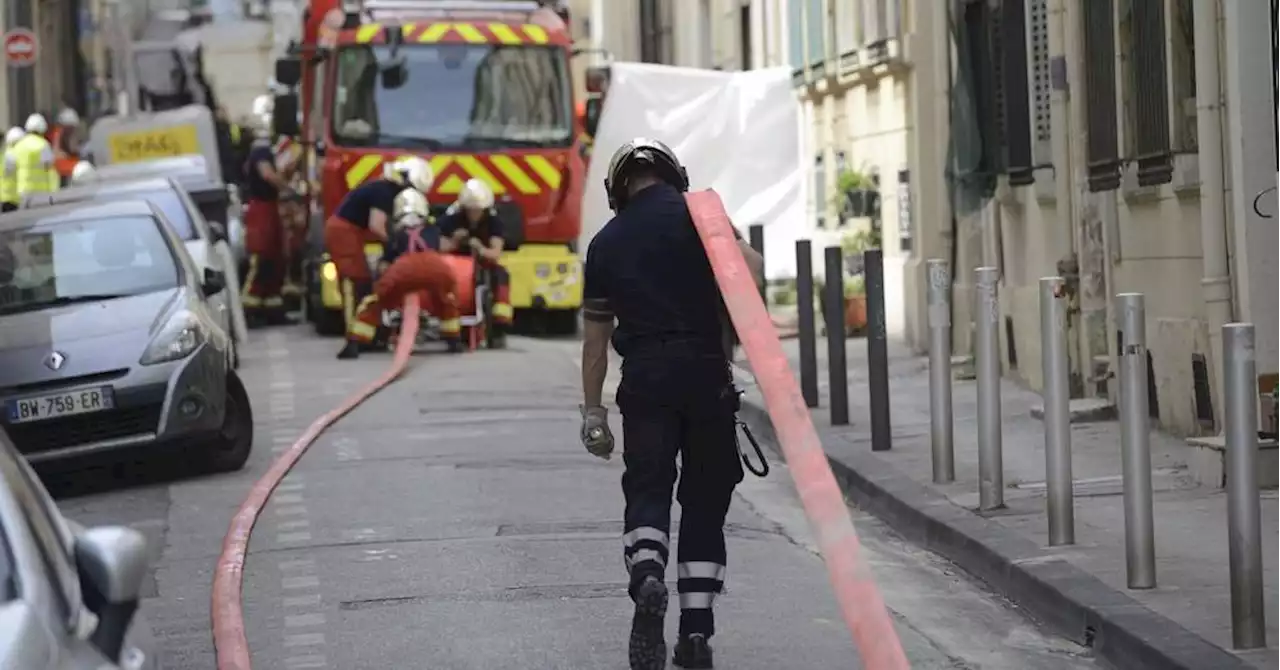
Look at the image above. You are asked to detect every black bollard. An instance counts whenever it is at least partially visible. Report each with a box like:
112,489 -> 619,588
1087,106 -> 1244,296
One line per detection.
749,223 -> 766,302
865,248 -> 892,450
795,240 -> 818,408
824,246 -> 849,425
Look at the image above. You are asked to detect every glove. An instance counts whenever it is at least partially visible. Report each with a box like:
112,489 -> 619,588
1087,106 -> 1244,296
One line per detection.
469,237 -> 485,252
579,404 -> 614,460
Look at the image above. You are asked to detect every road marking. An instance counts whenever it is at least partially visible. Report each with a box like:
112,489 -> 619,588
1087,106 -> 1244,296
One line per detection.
283,594 -> 323,608
271,380 -> 296,390
277,478 -> 305,491
285,655 -> 327,668
284,633 -> 326,647
278,519 -> 311,531
275,505 -> 308,517
278,559 -> 316,572
274,492 -> 305,504
282,576 -> 320,590
333,436 -> 362,461
285,613 -> 327,628
278,531 -> 313,543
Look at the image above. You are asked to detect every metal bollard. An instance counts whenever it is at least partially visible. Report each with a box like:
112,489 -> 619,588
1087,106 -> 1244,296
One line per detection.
1223,323 -> 1267,649
926,259 -> 954,483
1116,293 -> 1156,589
824,247 -> 849,425
795,240 -> 819,408
975,267 -> 1003,509
1040,277 -> 1075,545
865,249 -> 891,451
749,224 -> 766,302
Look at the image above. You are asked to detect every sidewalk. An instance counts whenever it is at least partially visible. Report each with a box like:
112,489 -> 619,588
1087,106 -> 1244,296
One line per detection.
732,334 -> 1278,670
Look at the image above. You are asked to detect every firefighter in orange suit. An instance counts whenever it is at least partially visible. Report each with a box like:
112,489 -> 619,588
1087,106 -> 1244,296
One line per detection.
437,178 -> 512,348
341,189 -> 462,359
241,133 -> 299,325
325,156 -> 434,353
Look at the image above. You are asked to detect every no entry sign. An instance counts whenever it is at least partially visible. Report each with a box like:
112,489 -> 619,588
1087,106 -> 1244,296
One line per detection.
3,29 -> 38,67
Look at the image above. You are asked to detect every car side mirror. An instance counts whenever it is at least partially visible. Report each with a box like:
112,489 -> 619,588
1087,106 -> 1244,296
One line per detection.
272,93 -> 300,137
583,98 -> 603,137
208,221 -> 228,243
75,526 -> 149,663
275,55 -> 302,87
203,268 -> 226,297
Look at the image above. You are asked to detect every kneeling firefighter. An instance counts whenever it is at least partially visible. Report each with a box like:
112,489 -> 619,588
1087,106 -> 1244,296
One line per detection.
326,157 -> 434,353
241,132 -> 299,324
578,138 -> 765,670
437,178 -> 512,346
340,189 -> 461,359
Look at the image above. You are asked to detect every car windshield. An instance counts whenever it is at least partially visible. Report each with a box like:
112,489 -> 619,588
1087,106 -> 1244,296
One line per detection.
191,191 -> 228,226
0,215 -> 180,316
331,43 -> 573,150
84,189 -> 199,241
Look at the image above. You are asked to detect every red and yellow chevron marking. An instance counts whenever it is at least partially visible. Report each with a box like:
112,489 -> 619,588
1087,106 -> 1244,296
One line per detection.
350,22 -> 552,45
342,152 -> 564,197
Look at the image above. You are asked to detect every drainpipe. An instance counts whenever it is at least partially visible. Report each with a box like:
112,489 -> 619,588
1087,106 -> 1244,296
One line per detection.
1192,0 -> 1234,430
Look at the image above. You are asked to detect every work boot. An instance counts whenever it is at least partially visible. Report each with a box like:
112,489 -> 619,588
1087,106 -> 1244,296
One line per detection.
336,341 -> 361,360
629,576 -> 668,670
446,339 -> 464,354
672,634 -> 714,668
488,330 -> 507,350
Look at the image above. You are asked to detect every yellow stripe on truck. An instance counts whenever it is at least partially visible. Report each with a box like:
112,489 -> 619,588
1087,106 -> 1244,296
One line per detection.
521,25 -> 549,44
489,23 -> 523,44
490,155 -> 539,195
454,23 -> 486,43
345,155 -> 384,189
343,153 -> 559,194
355,24 -> 381,43
523,155 -> 562,189
418,23 -> 452,42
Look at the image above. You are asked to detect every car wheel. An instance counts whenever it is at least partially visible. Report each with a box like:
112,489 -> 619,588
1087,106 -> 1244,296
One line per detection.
314,307 -> 345,336
205,372 -> 253,473
548,309 -> 580,336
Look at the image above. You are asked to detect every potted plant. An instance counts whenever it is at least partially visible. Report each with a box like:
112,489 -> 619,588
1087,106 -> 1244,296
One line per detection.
834,168 -> 881,218
843,275 -> 867,333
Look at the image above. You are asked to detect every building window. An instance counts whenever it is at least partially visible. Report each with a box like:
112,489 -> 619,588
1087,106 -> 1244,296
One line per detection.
1119,0 -> 1173,185
788,0 -> 805,71
700,0 -> 714,68
740,4 -> 752,70
1168,0 -> 1197,152
835,0 -> 861,57
639,0 -> 674,65
1028,0 -> 1052,165
806,0 -> 825,68
814,152 -> 827,228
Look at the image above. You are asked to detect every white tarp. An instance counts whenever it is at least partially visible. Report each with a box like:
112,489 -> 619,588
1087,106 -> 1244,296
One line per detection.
580,63 -> 808,279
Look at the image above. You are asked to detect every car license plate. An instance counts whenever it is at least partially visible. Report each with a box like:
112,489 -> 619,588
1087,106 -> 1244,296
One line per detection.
7,387 -> 115,424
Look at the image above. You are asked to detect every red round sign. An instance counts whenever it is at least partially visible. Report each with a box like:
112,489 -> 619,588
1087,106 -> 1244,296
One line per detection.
3,29 -> 38,67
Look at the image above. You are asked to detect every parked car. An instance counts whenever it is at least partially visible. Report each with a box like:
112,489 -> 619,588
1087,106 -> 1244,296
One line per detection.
0,427 -> 158,669
21,177 -> 245,367
0,201 -> 253,473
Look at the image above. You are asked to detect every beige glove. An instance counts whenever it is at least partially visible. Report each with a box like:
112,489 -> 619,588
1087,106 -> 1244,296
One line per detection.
579,404 -> 614,460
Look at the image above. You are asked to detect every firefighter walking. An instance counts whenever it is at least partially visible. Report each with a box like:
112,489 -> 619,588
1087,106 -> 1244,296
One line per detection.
241,132 -> 299,325
437,178 -> 513,346
578,139 -> 765,670
9,115 -> 59,199
0,127 -> 24,212
325,157 -> 434,357
341,189 -> 462,359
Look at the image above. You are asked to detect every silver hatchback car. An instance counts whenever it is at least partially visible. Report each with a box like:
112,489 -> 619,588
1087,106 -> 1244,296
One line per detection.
0,427 -> 158,669
0,201 -> 253,472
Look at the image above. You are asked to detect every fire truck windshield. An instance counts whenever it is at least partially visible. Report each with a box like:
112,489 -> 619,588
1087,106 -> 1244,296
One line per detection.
330,43 -> 573,150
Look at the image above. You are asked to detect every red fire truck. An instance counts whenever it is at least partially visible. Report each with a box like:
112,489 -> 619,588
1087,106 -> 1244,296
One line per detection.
272,0 -> 584,336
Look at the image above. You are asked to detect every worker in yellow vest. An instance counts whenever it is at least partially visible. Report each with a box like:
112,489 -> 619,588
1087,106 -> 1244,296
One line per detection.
1,126 -> 25,212
12,114 -> 60,198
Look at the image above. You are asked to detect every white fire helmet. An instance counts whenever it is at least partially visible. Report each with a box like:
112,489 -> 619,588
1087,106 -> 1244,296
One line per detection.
392,188 -> 430,229
4,127 -> 24,146
24,114 -> 48,135
70,161 -> 97,184
252,94 -> 274,117
57,108 -> 81,127
384,157 -> 434,194
457,178 -> 494,211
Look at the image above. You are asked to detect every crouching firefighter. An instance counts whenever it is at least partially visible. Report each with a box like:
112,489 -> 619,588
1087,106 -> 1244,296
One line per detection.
578,138 -> 765,670
326,157 -> 434,355
241,134 -> 298,324
438,178 -> 512,346
340,189 -> 462,358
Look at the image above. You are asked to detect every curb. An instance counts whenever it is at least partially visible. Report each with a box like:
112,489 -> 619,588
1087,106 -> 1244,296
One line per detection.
736,396 -> 1256,670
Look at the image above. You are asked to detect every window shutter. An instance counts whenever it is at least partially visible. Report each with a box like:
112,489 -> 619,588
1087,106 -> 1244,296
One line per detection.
1000,0 -> 1035,185
1131,0 -> 1173,185
1082,0 -> 1121,191
1028,0 -> 1052,164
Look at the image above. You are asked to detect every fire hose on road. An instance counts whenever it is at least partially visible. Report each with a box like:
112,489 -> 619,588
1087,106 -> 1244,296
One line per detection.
211,296 -> 422,670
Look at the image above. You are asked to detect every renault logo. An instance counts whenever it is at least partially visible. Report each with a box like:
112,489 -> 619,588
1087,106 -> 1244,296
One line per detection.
44,351 -> 66,371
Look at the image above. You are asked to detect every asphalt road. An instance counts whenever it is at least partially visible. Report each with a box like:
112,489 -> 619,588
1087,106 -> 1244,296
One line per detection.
48,325 -> 1101,669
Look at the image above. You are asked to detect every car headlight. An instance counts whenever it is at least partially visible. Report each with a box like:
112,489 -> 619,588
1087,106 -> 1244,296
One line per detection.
322,262 -> 338,281
140,311 -> 207,365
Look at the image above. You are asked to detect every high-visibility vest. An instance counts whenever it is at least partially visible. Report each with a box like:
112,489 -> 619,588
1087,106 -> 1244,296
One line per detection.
0,147 -> 18,204
13,134 -> 59,195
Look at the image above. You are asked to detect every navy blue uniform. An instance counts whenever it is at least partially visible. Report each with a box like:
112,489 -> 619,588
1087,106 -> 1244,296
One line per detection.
582,182 -> 743,640
437,203 -> 513,327
336,179 -> 405,229
382,224 -> 442,266
437,204 -> 506,246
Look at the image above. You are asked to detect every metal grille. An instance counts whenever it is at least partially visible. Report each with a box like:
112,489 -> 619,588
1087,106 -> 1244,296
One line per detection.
6,406 -> 163,456
1082,0 -> 1121,192
1029,0 -> 1051,145
1131,0 -> 1173,185
1000,0 -> 1034,185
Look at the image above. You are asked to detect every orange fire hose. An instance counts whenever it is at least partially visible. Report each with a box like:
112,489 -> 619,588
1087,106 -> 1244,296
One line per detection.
211,296 -> 422,670
686,190 -> 910,669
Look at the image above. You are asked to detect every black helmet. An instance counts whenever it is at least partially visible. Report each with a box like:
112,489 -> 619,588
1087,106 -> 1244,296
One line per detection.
603,137 -> 689,212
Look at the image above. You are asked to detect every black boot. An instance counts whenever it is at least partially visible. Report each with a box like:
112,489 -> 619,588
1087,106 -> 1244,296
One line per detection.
446,339 -> 464,354
628,576 -> 668,670
672,634 -> 714,668
488,327 -> 507,349
336,341 -> 361,359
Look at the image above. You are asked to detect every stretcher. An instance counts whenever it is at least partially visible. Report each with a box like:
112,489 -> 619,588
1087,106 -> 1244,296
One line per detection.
380,252 -> 500,352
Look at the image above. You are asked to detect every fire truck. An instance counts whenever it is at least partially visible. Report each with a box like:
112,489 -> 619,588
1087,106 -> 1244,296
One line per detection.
271,0 -> 584,336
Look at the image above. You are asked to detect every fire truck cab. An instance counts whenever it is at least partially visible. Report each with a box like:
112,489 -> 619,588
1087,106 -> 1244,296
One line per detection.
272,0 -> 584,336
